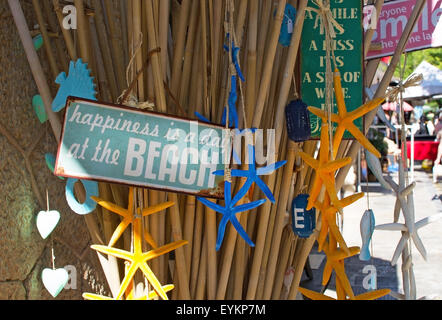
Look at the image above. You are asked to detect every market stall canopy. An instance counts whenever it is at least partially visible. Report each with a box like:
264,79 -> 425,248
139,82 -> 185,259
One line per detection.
382,101 -> 413,112
402,61 -> 442,99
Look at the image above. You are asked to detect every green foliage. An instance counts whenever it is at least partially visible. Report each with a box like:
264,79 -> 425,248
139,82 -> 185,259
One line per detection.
394,48 -> 442,79
368,129 -> 388,157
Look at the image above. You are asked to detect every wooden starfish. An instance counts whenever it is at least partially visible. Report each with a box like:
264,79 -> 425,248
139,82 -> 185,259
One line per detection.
82,284 -> 174,300
383,172 -> 415,224
91,216 -> 187,300
91,187 -> 174,247
308,69 -> 385,159
321,236 -> 360,299
375,213 -> 442,266
298,124 -> 352,211
315,192 -> 364,254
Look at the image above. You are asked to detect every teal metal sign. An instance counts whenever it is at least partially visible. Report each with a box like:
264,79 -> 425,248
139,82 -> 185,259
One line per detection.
55,97 -> 227,198
300,0 -> 363,138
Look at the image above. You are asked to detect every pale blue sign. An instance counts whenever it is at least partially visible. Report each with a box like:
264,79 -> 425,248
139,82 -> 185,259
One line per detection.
55,98 -> 227,198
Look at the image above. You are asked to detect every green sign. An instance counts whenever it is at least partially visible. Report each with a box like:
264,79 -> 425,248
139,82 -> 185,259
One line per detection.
301,0 -> 363,138
55,97 -> 227,198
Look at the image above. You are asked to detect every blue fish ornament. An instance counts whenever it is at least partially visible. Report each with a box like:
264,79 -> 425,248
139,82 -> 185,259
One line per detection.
360,209 -> 375,261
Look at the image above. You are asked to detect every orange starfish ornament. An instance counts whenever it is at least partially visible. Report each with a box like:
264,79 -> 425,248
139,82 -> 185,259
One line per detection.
308,69 -> 385,159
298,124 -> 352,211
91,187 -> 174,247
321,236 -> 360,299
91,216 -> 187,300
314,192 -> 364,254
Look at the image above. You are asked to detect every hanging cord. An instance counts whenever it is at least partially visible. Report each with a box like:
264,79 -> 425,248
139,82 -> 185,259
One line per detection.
306,0 -> 342,161
116,32 -> 155,110
227,0 -> 248,131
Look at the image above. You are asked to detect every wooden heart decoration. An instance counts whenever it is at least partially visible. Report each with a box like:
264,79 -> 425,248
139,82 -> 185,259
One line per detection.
32,95 -> 47,123
36,210 -> 60,239
41,268 -> 69,298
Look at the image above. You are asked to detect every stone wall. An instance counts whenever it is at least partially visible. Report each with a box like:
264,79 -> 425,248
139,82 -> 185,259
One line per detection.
0,0 -> 108,300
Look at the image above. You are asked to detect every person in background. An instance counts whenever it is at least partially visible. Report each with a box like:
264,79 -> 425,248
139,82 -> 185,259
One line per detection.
434,113 -> 442,136
435,129 -> 442,166
426,113 -> 435,136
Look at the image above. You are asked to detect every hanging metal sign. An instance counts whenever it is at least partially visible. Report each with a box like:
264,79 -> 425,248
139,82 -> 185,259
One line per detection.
300,0 -> 364,138
54,97 -> 228,198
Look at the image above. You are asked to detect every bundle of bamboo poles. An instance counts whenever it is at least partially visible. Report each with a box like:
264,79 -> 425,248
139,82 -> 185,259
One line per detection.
8,0 -> 426,300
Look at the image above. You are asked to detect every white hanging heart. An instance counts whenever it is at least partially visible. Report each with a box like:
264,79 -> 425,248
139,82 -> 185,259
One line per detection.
41,268 -> 69,298
36,210 -> 60,239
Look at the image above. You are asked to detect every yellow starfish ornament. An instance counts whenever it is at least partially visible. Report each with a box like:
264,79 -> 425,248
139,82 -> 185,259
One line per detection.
298,124 -> 352,211
91,216 -> 187,300
314,192 -> 364,254
308,68 -> 385,159
91,187 -> 174,247
82,284 -> 175,300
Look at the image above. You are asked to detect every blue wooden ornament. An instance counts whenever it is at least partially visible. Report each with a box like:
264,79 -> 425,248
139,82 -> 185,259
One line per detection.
279,3 -> 297,47
285,99 -> 311,142
52,59 -> 97,112
65,178 -> 98,215
33,34 -> 43,51
360,209 -> 375,261
291,194 -> 316,238
32,95 -> 47,123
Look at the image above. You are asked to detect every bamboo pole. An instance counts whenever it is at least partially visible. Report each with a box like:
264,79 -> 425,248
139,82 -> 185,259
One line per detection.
246,0 -> 306,299
31,0 -> 60,79
158,0 -> 169,80
179,0 -> 200,112
52,0 -> 77,61
183,196 -> 196,284
245,0 -> 258,125
205,202 -> 218,300
42,0 -> 68,71
74,0 -> 91,64
195,234 -> 208,300
170,0 -> 191,99
190,201 -> 204,298
145,0 -> 190,300
262,141 -> 297,299
103,0 -> 126,93
92,0 -> 119,102
210,0 -> 224,120
200,0 -> 209,117
272,227 -> 297,299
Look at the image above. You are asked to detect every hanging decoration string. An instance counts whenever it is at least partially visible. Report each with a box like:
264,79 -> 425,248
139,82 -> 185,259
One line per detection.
306,0 -> 342,161
116,32 -> 155,110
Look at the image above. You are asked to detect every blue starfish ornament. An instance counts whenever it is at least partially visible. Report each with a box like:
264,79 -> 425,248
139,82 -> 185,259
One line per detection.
197,180 -> 266,251
213,144 -> 287,203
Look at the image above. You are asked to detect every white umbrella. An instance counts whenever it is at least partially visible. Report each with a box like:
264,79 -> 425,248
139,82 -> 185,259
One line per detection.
402,61 -> 442,99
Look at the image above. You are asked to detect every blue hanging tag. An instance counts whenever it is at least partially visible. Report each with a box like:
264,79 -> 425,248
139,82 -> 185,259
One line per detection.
285,99 -> 312,142
291,194 -> 316,238
278,3 -> 297,47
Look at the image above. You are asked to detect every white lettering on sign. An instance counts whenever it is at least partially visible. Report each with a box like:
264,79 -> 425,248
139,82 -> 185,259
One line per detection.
294,208 -> 305,229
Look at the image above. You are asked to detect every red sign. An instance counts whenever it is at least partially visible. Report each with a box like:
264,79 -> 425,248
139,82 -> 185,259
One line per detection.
365,0 -> 442,60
